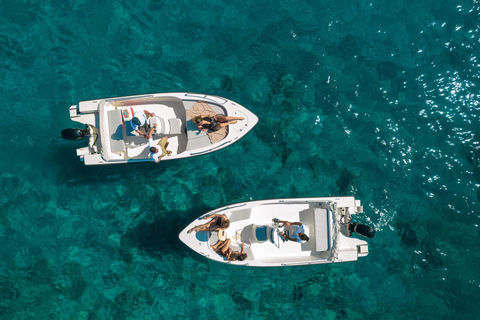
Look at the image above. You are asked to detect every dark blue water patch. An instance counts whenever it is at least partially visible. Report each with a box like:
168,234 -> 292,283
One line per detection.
57,262 -> 87,300
337,169 -> 355,195
0,35 -> 26,64
0,175 -> 28,219
376,61 -> 399,81
329,34 -> 362,60
467,145 -> 480,169
443,43 -> 476,72
396,220 -> 420,247
115,286 -> 154,311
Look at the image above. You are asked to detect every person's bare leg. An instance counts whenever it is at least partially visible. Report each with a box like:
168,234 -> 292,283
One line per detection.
217,239 -> 231,254
216,115 -> 244,122
188,219 -> 216,233
210,239 -> 222,250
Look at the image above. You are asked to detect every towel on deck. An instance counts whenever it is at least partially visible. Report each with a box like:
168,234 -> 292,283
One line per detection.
186,102 -> 227,144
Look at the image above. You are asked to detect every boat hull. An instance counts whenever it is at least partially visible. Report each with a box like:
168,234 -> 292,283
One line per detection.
179,197 -> 370,267
65,92 -> 258,165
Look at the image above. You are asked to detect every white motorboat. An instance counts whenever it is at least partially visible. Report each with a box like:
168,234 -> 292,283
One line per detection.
62,92 -> 258,165
179,197 -> 375,267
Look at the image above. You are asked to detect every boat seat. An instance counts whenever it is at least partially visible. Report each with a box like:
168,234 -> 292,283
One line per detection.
107,109 -> 126,153
314,208 -> 332,252
185,120 -> 211,150
255,225 -> 268,241
148,117 -> 183,135
240,224 -> 274,244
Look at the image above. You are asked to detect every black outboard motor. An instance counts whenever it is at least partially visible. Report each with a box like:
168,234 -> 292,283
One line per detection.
350,223 -> 375,238
62,128 -> 88,141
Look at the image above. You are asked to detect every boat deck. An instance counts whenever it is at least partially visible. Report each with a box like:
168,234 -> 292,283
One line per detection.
102,98 -> 227,161
207,203 -> 336,265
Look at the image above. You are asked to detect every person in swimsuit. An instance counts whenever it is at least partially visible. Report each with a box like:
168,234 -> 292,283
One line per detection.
210,239 -> 247,261
192,114 -> 245,132
187,214 -> 230,234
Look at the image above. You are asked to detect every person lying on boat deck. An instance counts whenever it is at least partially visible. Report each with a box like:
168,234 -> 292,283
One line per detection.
187,214 -> 230,234
148,125 -> 172,163
272,219 -> 310,243
347,222 -> 376,238
131,109 -> 156,139
211,239 -> 247,261
192,114 -> 244,132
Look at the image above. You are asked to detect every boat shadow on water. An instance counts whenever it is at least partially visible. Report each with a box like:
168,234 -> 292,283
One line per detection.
119,203 -> 212,264
119,211 -> 188,263
53,150 -> 179,187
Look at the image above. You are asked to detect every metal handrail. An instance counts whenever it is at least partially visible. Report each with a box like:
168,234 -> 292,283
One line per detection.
199,203 -> 247,218
106,94 -> 154,102
184,93 -> 228,104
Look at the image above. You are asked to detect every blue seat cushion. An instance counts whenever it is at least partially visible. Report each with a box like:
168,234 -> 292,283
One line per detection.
255,225 -> 268,242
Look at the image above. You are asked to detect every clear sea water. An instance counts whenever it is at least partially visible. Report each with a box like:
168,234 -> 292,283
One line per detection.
1,0 -> 479,319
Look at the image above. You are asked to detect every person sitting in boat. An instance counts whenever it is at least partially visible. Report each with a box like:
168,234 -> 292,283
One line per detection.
347,223 -> 376,238
192,114 -> 244,132
187,214 -> 230,234
272,219 -> 310,243
147,125 -> 172,163
210,239 -> 247,261
131,110 -> 156,139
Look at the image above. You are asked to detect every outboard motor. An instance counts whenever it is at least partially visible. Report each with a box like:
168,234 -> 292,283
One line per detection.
350,223 -> 375,238
61,128 -> 88,141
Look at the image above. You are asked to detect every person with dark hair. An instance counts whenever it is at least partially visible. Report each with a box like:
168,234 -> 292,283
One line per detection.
187,214 -> 230,234
131,109 -> 156,138
192,114 -> 244,132
272,219 -> 310,243
348,223 -> 376,238
147,125 -> 171,163
210,239 -> 247,261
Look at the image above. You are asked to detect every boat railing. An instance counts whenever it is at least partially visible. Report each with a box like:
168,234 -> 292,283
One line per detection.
106,94 -> 154,102
184,93 -> 228,104
198,203 -> 247,219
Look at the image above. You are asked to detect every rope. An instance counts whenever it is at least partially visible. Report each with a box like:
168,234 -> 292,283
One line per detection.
329,201 -> 341,261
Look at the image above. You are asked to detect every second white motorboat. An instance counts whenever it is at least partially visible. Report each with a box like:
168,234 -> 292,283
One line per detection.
179,197 -> 375,267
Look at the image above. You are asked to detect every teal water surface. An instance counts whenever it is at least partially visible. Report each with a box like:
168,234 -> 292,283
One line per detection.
1,0 -> 479,319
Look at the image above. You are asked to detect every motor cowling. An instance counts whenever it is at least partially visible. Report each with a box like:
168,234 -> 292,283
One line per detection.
351,223 -> 376,238
62,128 -> 88,141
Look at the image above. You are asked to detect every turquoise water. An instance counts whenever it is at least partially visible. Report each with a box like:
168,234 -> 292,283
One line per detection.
1,0 -> 479,318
